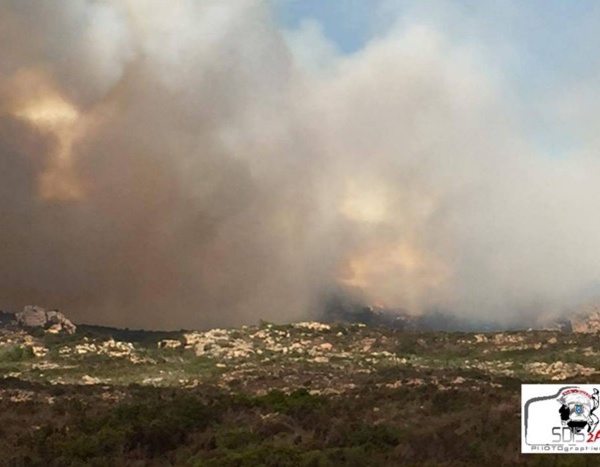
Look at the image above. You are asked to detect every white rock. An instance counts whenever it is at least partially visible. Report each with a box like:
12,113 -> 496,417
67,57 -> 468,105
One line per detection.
81,375 -> 100,385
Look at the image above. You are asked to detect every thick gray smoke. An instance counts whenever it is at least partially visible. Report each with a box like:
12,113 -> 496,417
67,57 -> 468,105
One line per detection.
1,0 -> 599,329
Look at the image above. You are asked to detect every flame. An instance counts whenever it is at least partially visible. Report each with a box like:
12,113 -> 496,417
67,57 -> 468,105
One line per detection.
337,175 -> 449,311
339,241 -> 449,311
14,94 -> 84,201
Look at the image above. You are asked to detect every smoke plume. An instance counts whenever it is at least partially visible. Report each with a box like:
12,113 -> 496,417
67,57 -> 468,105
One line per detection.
1,0 -> 599,329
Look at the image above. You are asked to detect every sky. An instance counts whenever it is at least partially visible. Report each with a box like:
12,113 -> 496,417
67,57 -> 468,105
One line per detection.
275,0 -> 600,156
276,0 -> 599,86
3,0 -> 600,330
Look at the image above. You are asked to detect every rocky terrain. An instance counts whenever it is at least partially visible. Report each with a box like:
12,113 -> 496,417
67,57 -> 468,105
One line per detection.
1,305 -> 600,465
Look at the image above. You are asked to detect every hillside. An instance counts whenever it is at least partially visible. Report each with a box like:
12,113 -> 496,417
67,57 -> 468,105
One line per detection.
0,310 -> 598,465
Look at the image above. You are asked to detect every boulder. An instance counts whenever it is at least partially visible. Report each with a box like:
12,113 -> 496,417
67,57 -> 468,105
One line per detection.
15,305 -> 76,334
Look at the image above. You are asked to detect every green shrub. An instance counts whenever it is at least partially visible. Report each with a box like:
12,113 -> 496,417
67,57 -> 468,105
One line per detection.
0,345 -> 35,362
257,389 -> 326,418
341,424 -> 400,451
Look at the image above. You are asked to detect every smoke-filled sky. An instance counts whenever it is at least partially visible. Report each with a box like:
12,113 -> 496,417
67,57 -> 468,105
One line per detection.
2,0 -> 600,329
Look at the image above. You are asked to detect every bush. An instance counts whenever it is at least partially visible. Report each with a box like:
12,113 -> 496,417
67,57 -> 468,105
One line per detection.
257,389 -> 326,418
0,345 -> 34,362
341,424 -> 401,451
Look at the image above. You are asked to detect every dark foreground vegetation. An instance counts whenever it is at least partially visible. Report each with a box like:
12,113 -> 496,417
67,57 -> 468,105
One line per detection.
0,378 -> 522,466
2,319 -> 600,465
0,377 -> 595,466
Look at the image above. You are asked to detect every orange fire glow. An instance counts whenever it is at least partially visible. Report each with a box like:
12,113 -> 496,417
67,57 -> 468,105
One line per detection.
14,93 -> 84,201
338,240 -> 449,311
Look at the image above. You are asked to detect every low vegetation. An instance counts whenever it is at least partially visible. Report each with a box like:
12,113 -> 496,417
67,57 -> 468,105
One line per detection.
1,320 -> 598,465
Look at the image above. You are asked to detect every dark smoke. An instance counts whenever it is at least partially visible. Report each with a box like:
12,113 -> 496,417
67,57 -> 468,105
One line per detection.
0,0 -> 337,329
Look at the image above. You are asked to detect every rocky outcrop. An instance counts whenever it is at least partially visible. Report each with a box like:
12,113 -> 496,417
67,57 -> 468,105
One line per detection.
15,305 -> 76,334
524,361 -> 596,380
570,306 -> 600,333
